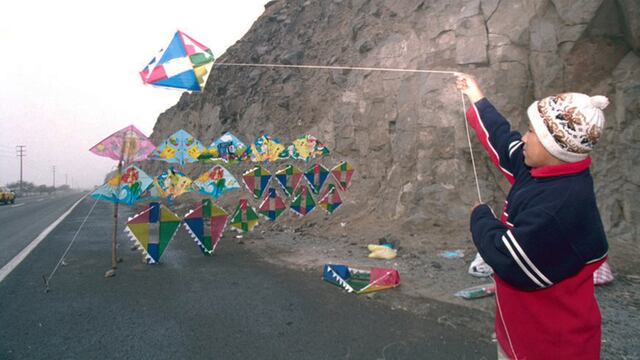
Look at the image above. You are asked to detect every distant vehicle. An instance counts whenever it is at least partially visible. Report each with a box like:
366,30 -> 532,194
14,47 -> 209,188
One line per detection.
0,186 -> 16,204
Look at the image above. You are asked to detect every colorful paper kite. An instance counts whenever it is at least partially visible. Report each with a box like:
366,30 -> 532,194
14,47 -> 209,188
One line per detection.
274,165 -> 303,197
199,132 -> 250,163
242,166 -> 272,199
183,199 -> 229,255
229,199 -> 259,233
317,183 -> 343,214
284,135 -> 330,161
150,129 -> 205,166
258,188 -> 287,221
303,164 -> 330,194
91,165 -> 153,206
331,161 -> 354,191
125,202 -> 182,264
140,30 -> 214,92
152,168 -> 193,202
89,125 -> 156,164
322,265 -> 400,294
193,165 -> 240,199
250,135 -> 287,162
290,184 -> 316,217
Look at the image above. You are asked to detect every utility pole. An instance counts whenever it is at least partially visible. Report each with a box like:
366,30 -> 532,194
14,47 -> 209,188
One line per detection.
16,145 -> 26,193
52,165 -> 56,190
65,173 -> 68,186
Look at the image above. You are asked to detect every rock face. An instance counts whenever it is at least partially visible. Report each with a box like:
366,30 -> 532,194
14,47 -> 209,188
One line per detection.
146,0 -> 640,270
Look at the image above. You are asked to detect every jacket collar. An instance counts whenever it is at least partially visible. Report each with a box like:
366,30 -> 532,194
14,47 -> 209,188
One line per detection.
530,157 -> 591,178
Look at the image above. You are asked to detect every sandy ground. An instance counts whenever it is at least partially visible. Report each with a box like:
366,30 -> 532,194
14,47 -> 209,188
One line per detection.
223,216 -> 640,359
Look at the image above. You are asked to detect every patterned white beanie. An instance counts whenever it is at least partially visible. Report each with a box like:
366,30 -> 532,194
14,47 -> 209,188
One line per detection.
527,93 -> 609,163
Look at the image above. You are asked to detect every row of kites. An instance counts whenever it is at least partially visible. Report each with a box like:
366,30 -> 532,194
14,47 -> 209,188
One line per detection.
92,126 -> 332,166
91,161 -> 354,215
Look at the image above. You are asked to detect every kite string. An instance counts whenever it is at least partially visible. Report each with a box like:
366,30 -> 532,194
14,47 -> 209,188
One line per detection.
213,62 -> 481,202
44,196 -> 99,291
212,62 -> 458,75
461,91 -> 483,203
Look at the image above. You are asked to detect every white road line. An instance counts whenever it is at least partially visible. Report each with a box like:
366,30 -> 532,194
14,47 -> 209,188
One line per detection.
10,203 -> 25,208
0,194 -> 88,283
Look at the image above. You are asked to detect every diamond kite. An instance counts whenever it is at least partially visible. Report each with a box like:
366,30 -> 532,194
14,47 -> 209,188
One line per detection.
140,30 -> 214,92
91,165 -> 153,206
250,135 -> 287,162
152,168 -> 193,203
183,199 -> 229,255
89,125 -> 155,164
150,129 -> 205,166
258,188 -> 287,221
285,135 -> 330,161
317,183 -> 343,214
331,161 -> 354,191
322,265 -> 400,294
229,199 -> 259,233
290,184 -> 316,217
125,202 -> 182,264
199,131 -> 250,163
242,166 -> 272,199
303,164 -> 330,194
193,165 -> 240,199
274,165 -> 303,197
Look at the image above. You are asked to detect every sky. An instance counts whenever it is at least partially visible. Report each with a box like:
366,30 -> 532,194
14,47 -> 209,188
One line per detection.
0,0 -> 267,189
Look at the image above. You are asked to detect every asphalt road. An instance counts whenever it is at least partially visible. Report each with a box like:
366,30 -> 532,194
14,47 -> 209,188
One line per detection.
0,196 -> 493,359
0,191 -> 86,268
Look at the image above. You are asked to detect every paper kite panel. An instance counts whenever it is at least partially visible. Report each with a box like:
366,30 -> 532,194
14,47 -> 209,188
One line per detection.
90,125 -> 155,164
290,184 -> 316,217
150,129 -> 205,166
283,135 -> 330,161
229,199 -> 259,233
193,165 -> 240,199
330,161 -> 354,191
274,165 -> 303,197
317,183 -> 343,214
258,188 -> 287,221
125,202 -> 181,263
183,199 -> 229,255
91,165 -> 153,206
249,135 -> 287,162
242,166 -> 272,199
303,164 -> 330,195
199,132 -> 250,163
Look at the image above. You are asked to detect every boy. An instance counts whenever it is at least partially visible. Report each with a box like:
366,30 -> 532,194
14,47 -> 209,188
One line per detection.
455,73 -> 609,359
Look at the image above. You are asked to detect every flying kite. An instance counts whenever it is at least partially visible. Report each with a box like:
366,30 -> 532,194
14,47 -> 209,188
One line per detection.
290,184 -> 316,217
229,199 -> 259,233
89,125 -> 156,164
140,30 -> 214,92
330,161 -> 354,191
258,188 -> 287,221
250,135 -> 287,162
183,199 -> 229,255
199,131 -> 250,163
322,265 -> 400,294
150,129 -> 205,166
317,183 -> 343,214
284,135 -> 330,161
125,202 -> 182,264
91,165 -> 153,206
192,165 -> 240,199
242,165 -> 272,199
274,165 -> 303,197
303,164 -> 330,194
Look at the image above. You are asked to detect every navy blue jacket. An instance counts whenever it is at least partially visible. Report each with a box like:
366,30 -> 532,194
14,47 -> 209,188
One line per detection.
468,98 -> 608,291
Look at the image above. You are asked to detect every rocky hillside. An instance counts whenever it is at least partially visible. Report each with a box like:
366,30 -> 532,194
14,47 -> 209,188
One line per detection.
145,0 -> 640,271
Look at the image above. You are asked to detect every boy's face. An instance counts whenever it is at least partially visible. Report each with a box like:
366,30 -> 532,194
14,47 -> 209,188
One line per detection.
522,124 -> 565,168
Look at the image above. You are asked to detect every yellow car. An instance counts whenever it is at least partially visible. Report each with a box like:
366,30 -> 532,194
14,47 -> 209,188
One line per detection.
0,186 -> 16,204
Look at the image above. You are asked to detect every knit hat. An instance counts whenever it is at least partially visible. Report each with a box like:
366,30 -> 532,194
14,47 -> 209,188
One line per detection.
527,93 -> 608,163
